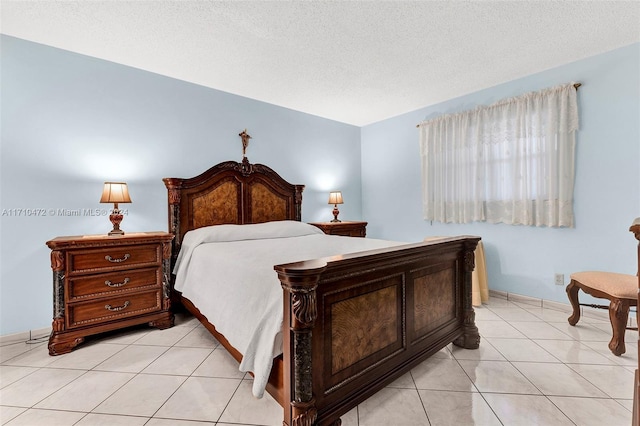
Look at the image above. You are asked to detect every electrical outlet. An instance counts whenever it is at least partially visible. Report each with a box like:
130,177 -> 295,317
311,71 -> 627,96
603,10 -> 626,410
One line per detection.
554,273 -> 564,286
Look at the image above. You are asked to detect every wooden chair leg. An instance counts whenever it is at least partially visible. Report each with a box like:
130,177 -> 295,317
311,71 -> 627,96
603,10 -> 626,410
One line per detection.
609,298 -> 629,356
566,280 -> 581,326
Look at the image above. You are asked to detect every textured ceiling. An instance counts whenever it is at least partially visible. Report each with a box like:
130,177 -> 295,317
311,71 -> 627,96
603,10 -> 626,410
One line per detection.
1,1 -> 639,126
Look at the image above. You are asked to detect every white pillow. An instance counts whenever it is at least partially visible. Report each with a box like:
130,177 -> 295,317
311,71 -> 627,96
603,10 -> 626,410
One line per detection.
183,220 -> 323,244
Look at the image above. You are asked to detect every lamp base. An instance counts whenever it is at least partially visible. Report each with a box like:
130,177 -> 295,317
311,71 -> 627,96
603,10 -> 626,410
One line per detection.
331,205 -> 341,223
108,212 -> 125,236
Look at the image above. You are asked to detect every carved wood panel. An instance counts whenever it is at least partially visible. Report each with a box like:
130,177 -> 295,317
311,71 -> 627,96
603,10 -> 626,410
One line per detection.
413,266 -> 456,339
191,180 -> 240,228
250,181 -> 287,223
330,285 -> 398,374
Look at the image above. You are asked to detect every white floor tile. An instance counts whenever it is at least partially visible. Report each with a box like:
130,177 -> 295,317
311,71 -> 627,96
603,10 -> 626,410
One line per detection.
93,344 -> 168,373
0,342 -> 41,364
339,407 -> 359,426
482,393 -> 574,425
473,307 -> 503,321
98,327 -> 151,345
513,361 -> 608,398
449,339 -> 505,361
174,326 -> 220,349
0,406 -> 26,424
93,374 -> 186,417
155,376 -> 241,422
173,313 -> 200,329
148,419 -> 217,426
457,360 -> 541,394
132,325 -> 194,346
0,368 -> 84,407
3,408 -> 85,425
482,298 -> 519,308
47,342 -> 125,370
522,306 -> 574,322
191,347 -> 246,379
548,395 -> 631,426
411,357 -> 477,392
488,307 -> 543,322
509,321 -> 573,340
358,387 -> 429,426
484,337 -> 559,363
419,389 -> 501,426
1,302 -> 637,426
581,340 -> 638,366
616,398 -> 634,411
385,371 -> 415,389
476,320 -> 527,339
549,321 -> 612,341
35,371 -> 134,412
532,339 -> 613,364
74,413 -> 150,425
431,347 -> 455,359
142,346 -> 212,376
2,344 -> 56,368
566,363 -> 636,399
217,380 -> 282,425
0,366 -> 37,388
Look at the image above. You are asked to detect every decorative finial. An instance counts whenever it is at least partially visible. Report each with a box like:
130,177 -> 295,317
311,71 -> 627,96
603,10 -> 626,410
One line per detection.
239,129 -> 252,157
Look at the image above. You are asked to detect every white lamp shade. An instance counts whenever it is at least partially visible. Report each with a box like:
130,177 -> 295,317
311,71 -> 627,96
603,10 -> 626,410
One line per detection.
100,182 -> 132,204
328,191 -> 343,205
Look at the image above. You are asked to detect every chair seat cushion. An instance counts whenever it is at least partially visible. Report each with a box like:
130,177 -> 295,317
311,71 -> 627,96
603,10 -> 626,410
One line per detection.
570,271 -> 637,299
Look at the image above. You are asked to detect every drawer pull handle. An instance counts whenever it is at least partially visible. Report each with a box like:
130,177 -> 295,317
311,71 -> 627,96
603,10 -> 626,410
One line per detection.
105,254 -> 130,263
105,278 -> 130,288
105,301 -> 130,312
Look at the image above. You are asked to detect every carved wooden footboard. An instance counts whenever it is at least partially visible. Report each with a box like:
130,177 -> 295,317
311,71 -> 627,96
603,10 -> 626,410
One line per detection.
276,236 -> 480,426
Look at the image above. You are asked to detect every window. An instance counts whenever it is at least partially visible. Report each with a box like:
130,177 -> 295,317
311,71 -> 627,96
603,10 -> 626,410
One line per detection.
418,83 -> 579,227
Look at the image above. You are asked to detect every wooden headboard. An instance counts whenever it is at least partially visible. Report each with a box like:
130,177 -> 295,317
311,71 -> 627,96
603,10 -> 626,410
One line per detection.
163,157 -> 304,265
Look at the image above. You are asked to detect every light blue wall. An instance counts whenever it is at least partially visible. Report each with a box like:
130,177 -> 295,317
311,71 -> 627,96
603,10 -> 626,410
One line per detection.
361,43 -> 640,305
2,36 -> 638,336
0,36 -> 361,335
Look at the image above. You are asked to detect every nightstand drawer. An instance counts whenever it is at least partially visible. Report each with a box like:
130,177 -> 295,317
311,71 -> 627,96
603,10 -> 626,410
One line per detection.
68,244 -> 161,273
67,290 -> 162,329
68,267 -> 160,300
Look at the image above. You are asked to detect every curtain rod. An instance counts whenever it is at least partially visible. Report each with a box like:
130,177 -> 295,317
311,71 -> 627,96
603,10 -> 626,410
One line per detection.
416,82 -> 582,128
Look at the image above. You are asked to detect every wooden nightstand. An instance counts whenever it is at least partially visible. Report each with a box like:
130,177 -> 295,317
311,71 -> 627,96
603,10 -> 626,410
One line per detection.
46,232 -> 174,355
309,221 -> 367,237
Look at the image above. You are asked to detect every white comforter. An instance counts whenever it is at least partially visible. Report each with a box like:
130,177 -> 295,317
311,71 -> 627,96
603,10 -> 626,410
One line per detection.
173,221 -> 404,398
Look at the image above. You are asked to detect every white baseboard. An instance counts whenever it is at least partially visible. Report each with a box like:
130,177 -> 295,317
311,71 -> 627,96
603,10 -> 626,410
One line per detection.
487,289 -> 636,326
0,327 -> 50,346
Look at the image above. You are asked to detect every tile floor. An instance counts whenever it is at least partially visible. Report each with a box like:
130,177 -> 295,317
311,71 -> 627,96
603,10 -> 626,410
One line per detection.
0,297 -> 636,425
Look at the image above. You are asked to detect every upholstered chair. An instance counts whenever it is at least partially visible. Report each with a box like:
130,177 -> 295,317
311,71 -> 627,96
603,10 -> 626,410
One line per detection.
566,271 -> 637,356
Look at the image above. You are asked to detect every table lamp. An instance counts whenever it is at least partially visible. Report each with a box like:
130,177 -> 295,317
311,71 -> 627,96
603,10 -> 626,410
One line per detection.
328,191 -> 343,222
100,182 -> 132,235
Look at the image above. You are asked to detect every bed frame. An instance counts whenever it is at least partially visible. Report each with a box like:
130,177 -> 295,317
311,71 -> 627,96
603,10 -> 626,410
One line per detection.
163,156 -> 480,426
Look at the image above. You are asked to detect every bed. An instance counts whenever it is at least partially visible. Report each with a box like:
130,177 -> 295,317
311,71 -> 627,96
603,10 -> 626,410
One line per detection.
163,156 -> 480,426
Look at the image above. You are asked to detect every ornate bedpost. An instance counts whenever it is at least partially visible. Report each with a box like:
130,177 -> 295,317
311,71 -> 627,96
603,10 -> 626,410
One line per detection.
161,241 -> 173,311
275,261 -> 327,426
453,238 -> 481,349
162,177 -> 182,270
293,185 -> 304,222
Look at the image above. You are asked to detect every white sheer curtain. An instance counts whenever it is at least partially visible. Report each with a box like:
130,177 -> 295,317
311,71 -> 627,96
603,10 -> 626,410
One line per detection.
418,83 -> 579,227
